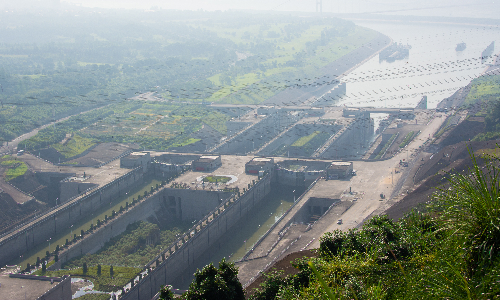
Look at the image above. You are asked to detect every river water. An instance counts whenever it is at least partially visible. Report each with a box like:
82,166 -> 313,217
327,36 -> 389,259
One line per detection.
335,19 -> 500,108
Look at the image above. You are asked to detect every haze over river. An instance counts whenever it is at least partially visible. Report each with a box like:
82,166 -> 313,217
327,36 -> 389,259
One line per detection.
335,20 -> 500,108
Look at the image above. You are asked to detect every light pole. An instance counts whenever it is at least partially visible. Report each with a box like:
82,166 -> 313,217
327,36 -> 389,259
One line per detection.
293,190 -> 296,202
47,238 -> 51,253
70,225 -> 74,241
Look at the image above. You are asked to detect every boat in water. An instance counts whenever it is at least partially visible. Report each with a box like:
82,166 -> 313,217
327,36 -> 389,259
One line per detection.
379,43 -> 411,62
455,42 -> 466,51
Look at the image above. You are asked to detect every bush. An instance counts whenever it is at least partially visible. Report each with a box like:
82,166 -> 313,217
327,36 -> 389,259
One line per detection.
183,258 -> 244,300
159,285 -> 174,300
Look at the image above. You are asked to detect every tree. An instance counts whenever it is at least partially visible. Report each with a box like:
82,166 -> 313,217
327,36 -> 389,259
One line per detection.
110,265 -> 114,277
97,264 -> 101,275
83,262 -> 88,274
42,262 -> 46,272
183,258 -> 244,300
54,254 -> 58,262
159,285 -> 174,300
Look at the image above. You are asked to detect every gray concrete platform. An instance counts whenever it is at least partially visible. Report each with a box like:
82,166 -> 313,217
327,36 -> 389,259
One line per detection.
171,155 -> 259,192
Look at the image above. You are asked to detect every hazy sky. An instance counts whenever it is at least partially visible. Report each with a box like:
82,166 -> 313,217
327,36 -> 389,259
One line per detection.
1,0 -> 499,19
56,0 -> 500,19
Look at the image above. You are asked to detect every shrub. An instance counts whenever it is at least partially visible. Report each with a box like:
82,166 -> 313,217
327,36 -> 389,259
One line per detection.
159,285 -> 174,300
183,258 -> 244,300
432,149 -> 500,276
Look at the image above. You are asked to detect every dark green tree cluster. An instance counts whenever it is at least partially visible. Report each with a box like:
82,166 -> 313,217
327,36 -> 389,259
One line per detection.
183,258 -> 244,300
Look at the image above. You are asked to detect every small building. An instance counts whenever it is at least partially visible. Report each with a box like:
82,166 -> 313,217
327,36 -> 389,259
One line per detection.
0,272 -> 72,300
327,162 -> 353,179
191,155 -> 222,172
245,157 -> 274,175
120,152 -> 151,169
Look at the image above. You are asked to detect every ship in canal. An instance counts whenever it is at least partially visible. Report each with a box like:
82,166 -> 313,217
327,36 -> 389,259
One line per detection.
455,42 -> 466,51
379,43 -> 411,62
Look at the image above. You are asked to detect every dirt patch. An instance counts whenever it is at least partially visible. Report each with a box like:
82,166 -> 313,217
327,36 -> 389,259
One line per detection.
9,170 -> 44,195
38,147 -> 65,164
169,124 -> 223,153
62,143 -> 137,167
244,249 -> 316,299
434,116 -> 485,148
385,139 -> 500,221
0,192 -> 47,235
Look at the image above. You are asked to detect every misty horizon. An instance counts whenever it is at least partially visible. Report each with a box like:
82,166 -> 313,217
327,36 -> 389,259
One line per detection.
1,0 -> 500,19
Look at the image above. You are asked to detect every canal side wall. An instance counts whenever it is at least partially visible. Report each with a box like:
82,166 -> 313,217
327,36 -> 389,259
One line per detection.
321,115 -> 373,159
121,174 -> 272,300
0,167 -> 145,267
49,185 -> 166,270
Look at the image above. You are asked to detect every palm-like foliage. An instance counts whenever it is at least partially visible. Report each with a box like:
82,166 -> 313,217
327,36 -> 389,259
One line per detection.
432,149 -> 500,275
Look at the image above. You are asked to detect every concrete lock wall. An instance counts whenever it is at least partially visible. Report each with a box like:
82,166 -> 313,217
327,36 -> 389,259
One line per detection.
321,115 -> 373,159
49,188 -> 164,270
121,174 -> 272,300
38,276 -> 72,300
0,167 -> 145,267
59,181 -> 99,203
160,189 -> 232,222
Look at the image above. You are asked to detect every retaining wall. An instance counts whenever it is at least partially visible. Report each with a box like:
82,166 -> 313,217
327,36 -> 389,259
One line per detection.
49,185 -> 167,269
